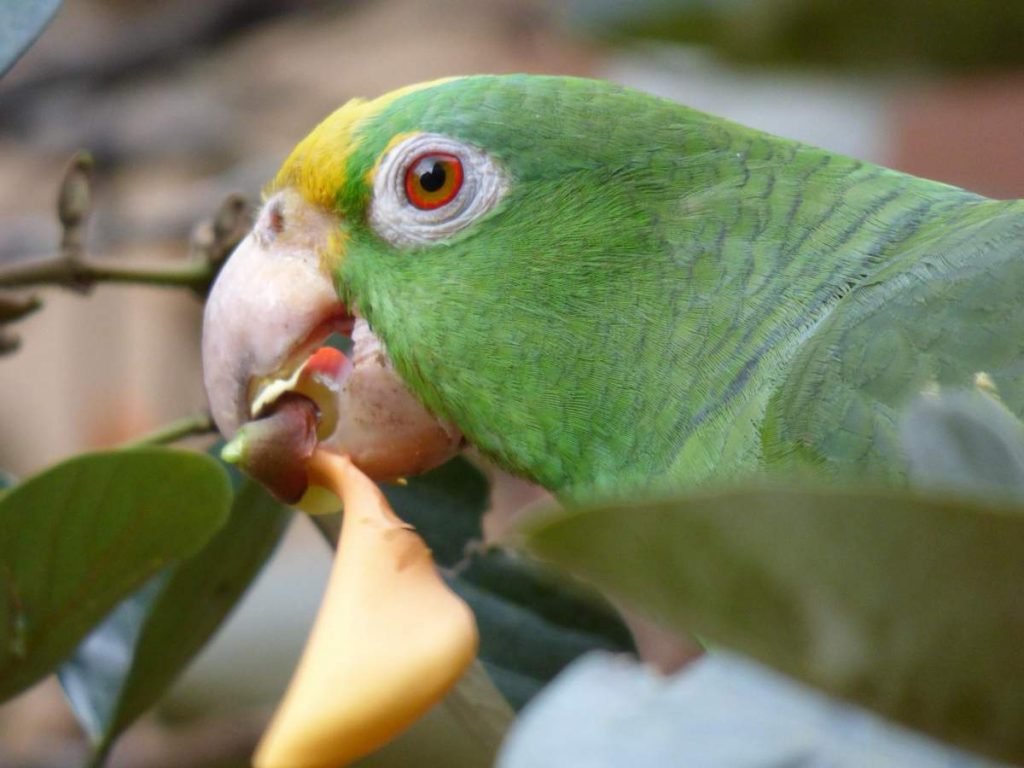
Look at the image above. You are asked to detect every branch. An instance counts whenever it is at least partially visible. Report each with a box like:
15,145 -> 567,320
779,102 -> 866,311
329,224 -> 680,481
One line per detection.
0,254 -> 216,292
0,294 -> 42,322
0,331 -> 19,355
0,151 -> 252,297
0,293 -> 43,355
120,412 -> 217,449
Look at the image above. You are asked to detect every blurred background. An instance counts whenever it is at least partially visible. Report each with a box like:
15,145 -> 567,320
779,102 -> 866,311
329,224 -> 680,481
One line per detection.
1,0 -> 1022,765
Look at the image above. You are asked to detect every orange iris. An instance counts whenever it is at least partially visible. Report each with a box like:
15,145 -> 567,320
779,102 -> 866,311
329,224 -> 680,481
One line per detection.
404,153 -> 463,210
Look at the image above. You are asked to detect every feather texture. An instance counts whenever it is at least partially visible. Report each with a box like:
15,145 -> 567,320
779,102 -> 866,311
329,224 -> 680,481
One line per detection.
277,75 -> 1024,499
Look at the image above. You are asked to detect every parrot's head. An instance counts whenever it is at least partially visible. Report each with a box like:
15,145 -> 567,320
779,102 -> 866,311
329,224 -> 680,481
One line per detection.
203,75 -> 728,500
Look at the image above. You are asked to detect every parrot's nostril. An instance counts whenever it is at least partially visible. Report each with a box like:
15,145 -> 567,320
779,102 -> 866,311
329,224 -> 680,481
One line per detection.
268,201 -> 285,235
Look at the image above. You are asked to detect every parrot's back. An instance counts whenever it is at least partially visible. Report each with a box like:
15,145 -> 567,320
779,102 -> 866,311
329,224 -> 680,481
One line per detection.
526,82 -> 1024,495
759,196 -> 1024,485
598,103 -> 1024,494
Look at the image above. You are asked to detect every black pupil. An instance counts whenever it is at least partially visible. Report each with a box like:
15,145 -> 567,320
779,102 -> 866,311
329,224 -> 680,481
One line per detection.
419,161 -> 447,193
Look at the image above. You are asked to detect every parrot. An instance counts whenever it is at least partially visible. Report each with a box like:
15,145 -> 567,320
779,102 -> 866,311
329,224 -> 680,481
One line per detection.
202,73 -> 1024,504
199,74 -> 1024,767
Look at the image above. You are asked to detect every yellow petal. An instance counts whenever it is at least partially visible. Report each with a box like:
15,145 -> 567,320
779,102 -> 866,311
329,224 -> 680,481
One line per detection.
254,451 -> 479,768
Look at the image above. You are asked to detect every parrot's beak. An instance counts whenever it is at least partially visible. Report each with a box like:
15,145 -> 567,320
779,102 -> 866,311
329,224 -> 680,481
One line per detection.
202,189 -> 462,502
204,191 -> 480,767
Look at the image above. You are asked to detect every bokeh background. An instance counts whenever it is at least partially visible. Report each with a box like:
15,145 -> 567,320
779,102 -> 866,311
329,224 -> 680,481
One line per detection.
1,1 -> 1022,765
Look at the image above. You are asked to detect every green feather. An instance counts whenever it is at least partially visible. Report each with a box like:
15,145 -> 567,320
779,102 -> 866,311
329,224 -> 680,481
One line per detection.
316,75 -> 1022,499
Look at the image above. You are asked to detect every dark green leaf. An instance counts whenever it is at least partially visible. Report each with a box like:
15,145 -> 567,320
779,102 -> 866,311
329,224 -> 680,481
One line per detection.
0,448 -> 232,703
565,0 -> 1024,73
59,573 -> 169,747
382,458 -> 634,709
382,457 -> 489,567
59,479 -> 290,760
451,551 -> 634,709
521,486 -> 1024,763
0,0 -> 62,77
901,390 -> 1024,499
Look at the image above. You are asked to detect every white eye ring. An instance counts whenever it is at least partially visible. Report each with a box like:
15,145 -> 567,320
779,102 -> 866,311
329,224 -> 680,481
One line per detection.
369,133 -> 508,248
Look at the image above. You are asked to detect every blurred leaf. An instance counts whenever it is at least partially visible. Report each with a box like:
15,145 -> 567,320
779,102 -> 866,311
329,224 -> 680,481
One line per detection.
901,390 -> 1024,499
59,479 -> 290,762
0,0 -> 62,77
521,486 -> 1024,763
0,448 -> 232,703
357,660 -> 514,768
498,652 -> 1007,768
566,0 -> 1024,73
434,660 -> 515,760
382,458 -> 634,709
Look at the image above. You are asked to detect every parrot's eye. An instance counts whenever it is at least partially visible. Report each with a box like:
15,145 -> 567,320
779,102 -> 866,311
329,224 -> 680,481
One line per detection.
404,153 -> 463,210
369,133 -> 508,247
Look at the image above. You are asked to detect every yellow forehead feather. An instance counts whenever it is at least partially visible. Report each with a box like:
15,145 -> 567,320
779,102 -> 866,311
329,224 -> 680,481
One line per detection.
271,78 -> 460,211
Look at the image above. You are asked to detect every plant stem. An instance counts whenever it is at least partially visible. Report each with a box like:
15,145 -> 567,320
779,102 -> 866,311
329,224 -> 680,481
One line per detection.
0,294 -> 42,322
121,412 -> 216,449
0,253 -> 214,292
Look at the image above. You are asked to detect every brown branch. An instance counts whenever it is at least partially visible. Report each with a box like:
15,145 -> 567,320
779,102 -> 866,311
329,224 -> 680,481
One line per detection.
0,253 -> 216,293
119,412 -> 217,449
0,151 -> 251,298
0,295 -> 43,356
0,331 -> 20,355
0,294 -> 42,323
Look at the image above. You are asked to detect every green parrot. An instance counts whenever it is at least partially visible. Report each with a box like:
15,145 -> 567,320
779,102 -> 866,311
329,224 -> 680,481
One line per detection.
201,74 -> 1024,504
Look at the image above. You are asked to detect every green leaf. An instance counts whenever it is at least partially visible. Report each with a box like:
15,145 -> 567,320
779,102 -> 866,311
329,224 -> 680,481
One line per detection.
521,486 -> 1024,764
58,478 -> 290,761
449,551 -> 635,709
382,457 -> 489,568
0,448 -> 232,703
565,0 -> 1024,73
901,390 -> 1024,499
382,458 -> 634,709
499,652 -> 1005,768
0,0 -> 62,77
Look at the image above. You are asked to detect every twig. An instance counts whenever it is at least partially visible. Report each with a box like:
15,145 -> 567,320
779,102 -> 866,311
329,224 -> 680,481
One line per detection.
0,294 -> 42,322
0,331 -> 19,355
57,150 -> 94,254
120,412 -> 217,449
0,295 -> 42,355
0,296 -> 41,356
0,152 -> 251,297
0,255 -> 216,292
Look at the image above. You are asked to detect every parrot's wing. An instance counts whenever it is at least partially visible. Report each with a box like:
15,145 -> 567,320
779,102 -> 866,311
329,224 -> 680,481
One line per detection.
761,200 -> 1024,483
